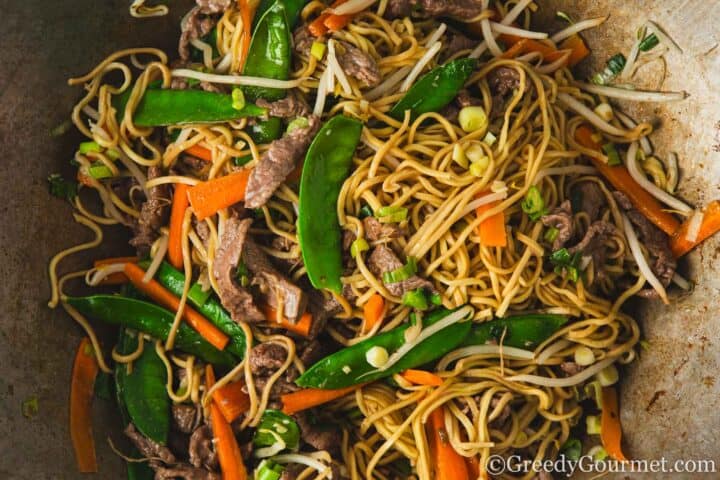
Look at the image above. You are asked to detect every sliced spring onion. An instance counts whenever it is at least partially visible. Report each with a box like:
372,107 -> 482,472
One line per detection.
79,141 -> 102,154
521,186 -> 546,221
594,103 -> 613,122
255,460 -> 285,480
366,346 -> 389,368
469,161 -> 487,177
465,143 -> 487,164
452,144 -> 468,168
590,53 -> 626,85
231,87 -> 246,110
188,283 -> 212,307
88,163 -> 114,179
638,32 -> 659,51
596,364 -> 619,386
601,143 -> 621,166
588,446 -> 609,461
382,257 -> 417,284
574,346 -> 596,366
483,131 -> 497,146
310,41 -> 326,60
544,226 -> 559,243
286,116 -> 309,134
376,205 -> 408,223
350,238 -> 369,259
584,380 -> 603,409
549,247 -> 582,282
458,106 -> 488,133
586,415 -> 602,435
402,288 -> 430,310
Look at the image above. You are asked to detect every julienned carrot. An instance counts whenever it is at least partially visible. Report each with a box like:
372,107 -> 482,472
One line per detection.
262,304 -> 313,337
187,169 -> 252,221
123,263 -> 229,350
560,34 -> 590,67
400,369 -> 443,387
324,12 -> 352,32
671,201 -> 720,257
70,337 -> 99,473
600,386 -> 628,462
308,14 -> 330,37
168,183 -> 190,269
499,33 -> 589,67
238,0 -> 257,71
428,407 -> 469,480
362,293 -> 385,333
308,0 -> 349,37
93,256 -> 138,285
281,384 -> 362,415
575,126 -> 680,236
185,144 -> 213,162
476,196 -> 507,247
213,380 -> 251,423
207,366 -> 248,480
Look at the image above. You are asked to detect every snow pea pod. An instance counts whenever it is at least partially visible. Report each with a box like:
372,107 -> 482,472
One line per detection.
389,58 -> 477,121
64,295 -> 236,367
139,260 -> 247,359
460,314 -> 568,349
243,1 -> 292,101
297,116 -> 363,293
115,329 -> 170,445
296,308 -> 471,389
256,0 -> 307,30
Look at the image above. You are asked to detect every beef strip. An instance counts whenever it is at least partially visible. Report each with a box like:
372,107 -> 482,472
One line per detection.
247,343 -> 299,405
567,221 -> 617,274
172,404 -> 200,434
541,200 -> 574,250
443,30 -> 477,59
384,0 -> 414,19
124,423 -> 176,464
336,41 -> 382,87
130,166 -> 171,255
243,239 -> 307,322
179,8 -> 216,60
292,25 -> 314,57
560,361 -> 583,376
367,245 -> 434,297
487,66 -> 522,119
418,0 -> 483,20
244,115 -> 320,208
213,217 -> 266,323
257,94 -> 310,119
574,181 -> 606,222
297,339 -> 328,366
294,412 -> 342,453
189,425 -> 218,471
153,465 -> 220,480
307,290 -> 344,338
196,0 -> 231,13
614,191 -> 676,291
363,217 -> 405,242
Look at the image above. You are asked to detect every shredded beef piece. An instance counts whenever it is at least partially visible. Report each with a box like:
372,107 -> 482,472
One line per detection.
153,464 -> 220,480
213,217 -> 265,323
455,89 -> 483,108
293,25 -> 315,56
384,0 -> 415,19
342,229 -> 357,252
244,116 -> 320,208
444,30 -> 477,58
297,339 -> 328,366
336,41 -> 381,87
243,239 -> 307,322
614,191 -> 676,290
189,425 -> 218,471
363,217 -> 405,242
488,66 -> 521,97
307,290 -> 344,338
130,166 -> 171,255
196,0 -> 231,13
257,95 -> 310,119
179,8 -> 216,60
124,423 -> 176,464
560,362 -> 584,376
367,245 -> 434,297
541,200 -> 574,250
172,404 -> 200,434
567,221 -> 617,271
250,342 -> 289,375
574,181 -> 606,222
294,412 -> 342,453
418,0 -> 483,19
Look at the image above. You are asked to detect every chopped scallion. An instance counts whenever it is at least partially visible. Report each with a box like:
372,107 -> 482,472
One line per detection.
521,186 -> 547,221
602,142 -> 622,166
638,32 -> 659,51
402,288 -> 430,310
350,238 -> 369,259
382,256 -> 417,284
79,141 -> 101,154
88,163 -> 114,179
311,41 -> 327,60
188,283 -> 212,307
231,87 -> 246,110
376,205 -> 408,223
544,226 -> 559,243
286,116 -> 309,134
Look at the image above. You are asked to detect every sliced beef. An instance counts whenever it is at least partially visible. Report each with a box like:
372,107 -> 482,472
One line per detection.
384,0 -> 414,19
292,25 -> 314,57
541,200 -> 574,250
179,7 -> 217,60
307,290 -> 344,338
487,66 -> 521,119
172,404 -> 199,434
153,465 -> 220,480
244,115 -> 320,208
444,30 -> 477,58
124,423 -> 176,464
560,361 -> 583,376
297,339 -> 328,366
243,239 -> 307,322
257,95 -> 310,119
336,42 -> 382,87
614,191 -> 676,290
213,217 -> 265,323
196,0 -> 232,13
418,0 -> 483,20
363,217 -> 405,242
247,342 -> 299,403
189,425 -> 218,471
294,412 -> 342,453
567,220 -> 617,271
574,181 -> 606,222
455,89 -> 482,108
130,166 -> 171,255
367,245 -> 434,297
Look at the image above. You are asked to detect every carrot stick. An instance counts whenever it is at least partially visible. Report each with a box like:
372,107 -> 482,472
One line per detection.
168,183 -> 190,269
601,386 -> 628,462
187,169 -> 252,221
207,366 -> 248,480
308,0 -> 349,37
238,0 -> 257,71
92,256 -> 138,285
261,304 -> 313,337
70,337 -> 99,473
427,407 -> 469,480
184,144 -> 213,162
213,380 -> 251,423
400,369 -> 443,387
324,13 -> 353,32
308,14 -> 330,37
476,196 -> 507,247
560,34 -> 591,67
671,201 -> 720,257
123,263 -> 229,350
499,38 -> 529,59
362,293 -> 385,333
281,384 -> 362,415
575,125 -> 681,235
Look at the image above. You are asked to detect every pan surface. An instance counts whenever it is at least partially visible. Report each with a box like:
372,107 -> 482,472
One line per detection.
0,1 -> 717,478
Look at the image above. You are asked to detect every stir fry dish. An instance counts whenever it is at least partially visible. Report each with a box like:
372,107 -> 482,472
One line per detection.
47,0 -> 720,479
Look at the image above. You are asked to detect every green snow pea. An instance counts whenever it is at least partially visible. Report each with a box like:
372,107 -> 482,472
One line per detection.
460,314 -> 569,349
255,0 -> 308,30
